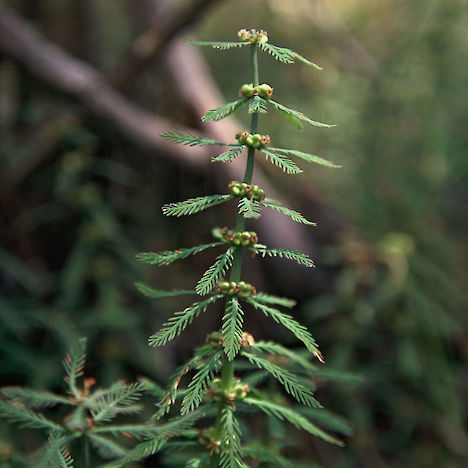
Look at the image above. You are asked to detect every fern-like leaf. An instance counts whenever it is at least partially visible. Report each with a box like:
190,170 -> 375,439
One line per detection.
254,341 -> 317,374
260,199 -> 316,225
161,131 -> 236,147
136,242 -> 224,266
220,406 -> 246,468
268,147 -> 340,168
222,297 -> 244,361
162,194 -> 233,217
203,98 -> 249,121
254,247 -> 315,267
0,400 -> 62,431
246,298 -> 324,362
249,95 -> 268,114
244,398 -> 343,446
135,283 -> 195,299
242,352 -> 320,407
1,387 -> 72,408
90,382 -> 145,423
254,293 -> 296,309
238,198 -> 262,219
196,247 -> 235,295
181,350 -> 223,414
186,40 -> 250,50
149,295 -> 222,346
63,337 -> 86,398
260,149 -> 302,174
212,146 -> 246,163
269,100 -> 334,129
57,446 -> 74,468
89,434 -> 127,459
259,43 -> 322,70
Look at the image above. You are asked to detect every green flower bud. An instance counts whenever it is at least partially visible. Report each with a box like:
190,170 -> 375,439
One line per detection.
240,83 -> 254,98
245,135 -> 254,146
238,130 -> 250,145
216,281 -> 230,295
234,383 -> 249,400
251,134 -> 262,148
258,84 -> 273,99
228,281 -> 238,295
206,331 -> 223,348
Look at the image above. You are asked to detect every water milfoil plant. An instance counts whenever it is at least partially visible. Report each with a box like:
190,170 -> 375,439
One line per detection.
136,28 -> 343,467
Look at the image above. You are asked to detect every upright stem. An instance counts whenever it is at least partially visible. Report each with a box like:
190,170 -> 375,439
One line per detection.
208,42 -> 260,468
82,435 -> 90,468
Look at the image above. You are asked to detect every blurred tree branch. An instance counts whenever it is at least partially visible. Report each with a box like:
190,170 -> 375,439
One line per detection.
111,0 -> 221,89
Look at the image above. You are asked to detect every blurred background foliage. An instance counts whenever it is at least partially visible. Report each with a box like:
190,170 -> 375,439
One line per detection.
0,0 -> 467,467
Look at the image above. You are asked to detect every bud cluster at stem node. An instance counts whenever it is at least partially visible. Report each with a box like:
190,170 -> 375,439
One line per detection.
237,130 -> 271,149
215,281 -> 257,298
228,180 -> 266,201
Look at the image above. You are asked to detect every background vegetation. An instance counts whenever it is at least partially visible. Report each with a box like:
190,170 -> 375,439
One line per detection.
1,0 -> 467,467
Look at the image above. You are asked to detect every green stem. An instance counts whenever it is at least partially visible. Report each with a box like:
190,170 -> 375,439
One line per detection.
208,42 -> 260,468
82,435 -> 90,468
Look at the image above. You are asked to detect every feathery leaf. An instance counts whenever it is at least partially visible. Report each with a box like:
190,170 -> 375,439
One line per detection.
135,283 -> 195,299
238,198 -> 262,219
196,247 -> 235,295
57,446 -> 74,468
0,400 -> 62,431
268,147 -> 340,168
244,398 -> 343,446
249,95 -> 268,114
254,341 -> 317,374
254,293 -> 296,309
63,337 -> 86,398
259,43 -> 322,70
90,382 -> 145,423
203,98 -> 249,121
212,146 -> 246,163
161,131 -> 236,147
222,297 -> 244,361
181,350 -> 224,414
260,199 -> 316,225
269,100 -> 334,129
137,242 -> 224,266
149,295 -> 222,346
1,387 -> 72,408
260,149 -> 302,174
220,406 -> 246,468
242,352 -> 320,407
246,299 -> 324,362
162,194 -> 233,217
89,434 -> 127,459
254,247 -> 315,267
186,40 -> 250,50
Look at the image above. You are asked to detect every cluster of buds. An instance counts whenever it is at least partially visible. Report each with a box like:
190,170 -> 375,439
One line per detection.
239,83 -> 273,99
215,280 -> 257,298
198,427 -> 221,455
238,28 -> 268,44
206,331 -> 255,349
220,227 -> 258,247
237,130 -> 271,149
207,377 -> 250,404
228,180 -> 266,201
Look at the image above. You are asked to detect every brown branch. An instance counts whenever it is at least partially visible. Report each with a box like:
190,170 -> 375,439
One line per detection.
0,1 -> 209,171
111,0 -> 221,89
